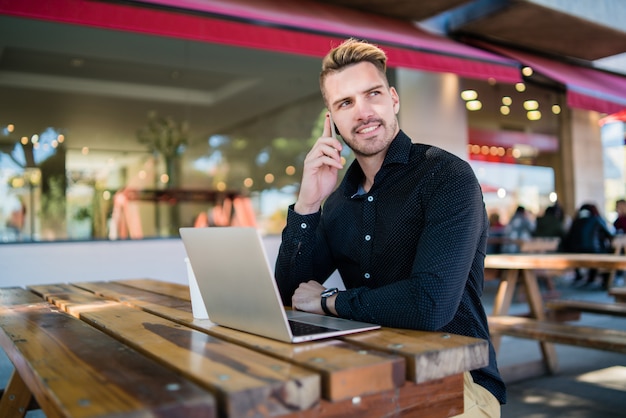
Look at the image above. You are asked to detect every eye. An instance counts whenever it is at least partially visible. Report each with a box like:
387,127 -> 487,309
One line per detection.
339,100 -> 351,108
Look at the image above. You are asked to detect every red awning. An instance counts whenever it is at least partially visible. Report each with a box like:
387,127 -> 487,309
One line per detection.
600,109 -> 626,126
0,0 -> 521,83
474,43 -> 626,115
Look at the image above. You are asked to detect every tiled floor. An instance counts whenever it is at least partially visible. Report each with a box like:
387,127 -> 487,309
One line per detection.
1,274 -> 625,417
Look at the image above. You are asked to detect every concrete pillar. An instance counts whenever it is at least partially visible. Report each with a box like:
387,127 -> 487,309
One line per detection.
395,69 -> 468,159
569,108 -> 605,213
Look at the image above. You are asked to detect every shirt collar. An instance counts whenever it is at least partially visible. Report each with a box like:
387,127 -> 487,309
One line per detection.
343,130 -> 412,196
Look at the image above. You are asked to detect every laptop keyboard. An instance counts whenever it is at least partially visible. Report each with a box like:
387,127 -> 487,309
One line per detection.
288,320 -> 338,336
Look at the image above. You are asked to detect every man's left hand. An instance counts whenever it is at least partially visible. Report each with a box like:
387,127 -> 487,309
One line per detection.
292,280 -> 328,314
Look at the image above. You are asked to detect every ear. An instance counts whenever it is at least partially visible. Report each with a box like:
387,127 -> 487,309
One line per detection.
390,86 -> 400,114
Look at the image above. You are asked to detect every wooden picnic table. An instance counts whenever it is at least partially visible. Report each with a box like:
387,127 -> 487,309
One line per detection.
484,253 -> 626,382
0,279 -> 489,418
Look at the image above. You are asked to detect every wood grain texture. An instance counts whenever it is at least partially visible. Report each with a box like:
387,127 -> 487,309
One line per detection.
342,328 -> 489,383
0,294 -> 217,418
74,281 -> 407,402
2,282 -> 482,417
0,370 -> 33,418
0,287 -> 45,307
74,304 -> 321,417
280,374 -> 464,418
116,278 -> 192,301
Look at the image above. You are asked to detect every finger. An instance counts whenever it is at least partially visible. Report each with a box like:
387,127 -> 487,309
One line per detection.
323,111 -> 332,138
306,153 -> 343,171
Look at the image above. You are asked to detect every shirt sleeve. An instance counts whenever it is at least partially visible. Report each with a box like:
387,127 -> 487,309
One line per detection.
274,205 -> 336,306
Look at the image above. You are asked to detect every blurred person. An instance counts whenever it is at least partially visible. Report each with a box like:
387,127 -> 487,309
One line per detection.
562,203 -> 614,288
487,212 -> 505,254
533,203 -> 566,241
275,38 -> 505,416
501,206 -> 534,253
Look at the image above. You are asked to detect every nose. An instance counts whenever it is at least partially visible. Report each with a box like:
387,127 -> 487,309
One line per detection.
353,97 -> 375,121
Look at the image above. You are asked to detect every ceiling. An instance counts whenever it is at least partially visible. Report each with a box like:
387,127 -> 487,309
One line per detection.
315,0 -> 626,70
1,0 -> 624,171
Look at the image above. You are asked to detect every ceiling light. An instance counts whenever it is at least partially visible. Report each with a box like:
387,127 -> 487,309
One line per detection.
522,66 -> 533,77
515,83 -> 526,92
527,110 -> 542,121
500,105 -> 510,115
523,100 -> 539,110
466,100 -> 482,111
502,96 -> 512,106
461,90 -> 478,101
552,104 -> 561,114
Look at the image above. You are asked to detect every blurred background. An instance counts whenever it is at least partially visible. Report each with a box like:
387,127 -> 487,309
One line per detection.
0,0 -> 625,243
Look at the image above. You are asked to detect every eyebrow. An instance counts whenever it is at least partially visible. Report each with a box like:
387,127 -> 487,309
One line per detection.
330,83 -> 386,109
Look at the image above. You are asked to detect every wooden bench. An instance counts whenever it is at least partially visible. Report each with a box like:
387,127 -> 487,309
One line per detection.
546,299 -> 626,318
609,287 -> 626,303
607,235 -> 626,288
488,316 -> 626,354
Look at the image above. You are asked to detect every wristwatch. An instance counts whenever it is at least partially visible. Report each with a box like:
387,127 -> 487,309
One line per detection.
320,287 -> 339,316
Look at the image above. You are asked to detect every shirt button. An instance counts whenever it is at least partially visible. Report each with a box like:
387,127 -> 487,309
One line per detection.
300,223 -> 307,229
367,196 -> 374,202
364,234 -> 371,241
364,273 -> 371,279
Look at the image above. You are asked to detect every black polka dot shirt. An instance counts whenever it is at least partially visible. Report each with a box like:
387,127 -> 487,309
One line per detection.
275,130 -> 506,404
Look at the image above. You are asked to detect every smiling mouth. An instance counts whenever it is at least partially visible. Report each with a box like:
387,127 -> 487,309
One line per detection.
356,121 -> 383,136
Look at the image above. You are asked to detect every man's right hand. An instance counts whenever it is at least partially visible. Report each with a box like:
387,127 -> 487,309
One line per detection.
294,113 -> 344,215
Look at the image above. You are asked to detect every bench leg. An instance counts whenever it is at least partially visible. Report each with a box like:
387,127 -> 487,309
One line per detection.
491,269 -> 519,352
0,369 -> 32,418
521,270 -> 559,374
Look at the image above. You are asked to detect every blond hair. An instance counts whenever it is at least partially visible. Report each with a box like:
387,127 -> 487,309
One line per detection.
320,38 -> 388,103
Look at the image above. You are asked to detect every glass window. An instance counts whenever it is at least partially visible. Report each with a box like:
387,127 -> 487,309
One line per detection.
0,16 -> 341,242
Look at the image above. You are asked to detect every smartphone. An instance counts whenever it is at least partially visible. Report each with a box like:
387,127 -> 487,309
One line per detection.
328,113 -> 339,139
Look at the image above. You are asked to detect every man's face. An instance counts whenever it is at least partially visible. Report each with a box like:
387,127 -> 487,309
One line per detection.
323,62 -> 400,158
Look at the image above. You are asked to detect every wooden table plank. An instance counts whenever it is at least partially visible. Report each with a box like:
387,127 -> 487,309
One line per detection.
96,281 -> 488,386
282,374 -> 464,418
116,278 -> 192,301
0,286 -> 46,307
341,328 -> 488,384
39,293 -> 320,418
29,283 -> 118,313
0,290 -> 217,418
485,253 -> 626,270
65,281 -> 408,402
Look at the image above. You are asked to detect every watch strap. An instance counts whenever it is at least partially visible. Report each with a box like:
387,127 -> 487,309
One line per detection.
320,287 -> 338,316
321,295 -> 333,316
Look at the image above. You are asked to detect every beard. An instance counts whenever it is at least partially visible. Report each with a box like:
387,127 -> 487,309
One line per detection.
343,117 -> 398,157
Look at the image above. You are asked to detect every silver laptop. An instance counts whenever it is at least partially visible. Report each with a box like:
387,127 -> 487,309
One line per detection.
179,227 -> 380,343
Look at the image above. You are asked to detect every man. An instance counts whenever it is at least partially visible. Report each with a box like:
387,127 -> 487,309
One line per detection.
275,38 -> 505,416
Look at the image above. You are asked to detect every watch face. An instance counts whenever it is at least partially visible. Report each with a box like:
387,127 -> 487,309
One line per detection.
321,288 -> 338,298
